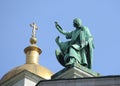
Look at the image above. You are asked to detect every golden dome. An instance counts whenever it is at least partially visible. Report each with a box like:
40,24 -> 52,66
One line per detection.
0,63 -> 53,83
0,23 -> 53,84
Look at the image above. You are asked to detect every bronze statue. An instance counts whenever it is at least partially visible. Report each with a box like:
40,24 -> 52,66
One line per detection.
55,18 -> 94,69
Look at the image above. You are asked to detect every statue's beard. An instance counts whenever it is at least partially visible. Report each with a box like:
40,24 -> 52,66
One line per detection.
74,23 -> 81,29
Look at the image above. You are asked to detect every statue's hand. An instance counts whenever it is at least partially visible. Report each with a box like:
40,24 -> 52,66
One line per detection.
55,21 -> 58,24
54,21 -> 66,35
55,21 -> 59,27
55,21 -> 63,30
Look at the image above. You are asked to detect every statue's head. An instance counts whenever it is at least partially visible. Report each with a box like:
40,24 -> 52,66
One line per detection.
73,18 -> 82,28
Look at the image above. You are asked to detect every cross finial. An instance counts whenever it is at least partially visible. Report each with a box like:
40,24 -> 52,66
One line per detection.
30,22 -> 38,38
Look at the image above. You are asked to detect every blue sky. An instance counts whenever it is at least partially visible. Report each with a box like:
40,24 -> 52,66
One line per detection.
0,0 -> 120,78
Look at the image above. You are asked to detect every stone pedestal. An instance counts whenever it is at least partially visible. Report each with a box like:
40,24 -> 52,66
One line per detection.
52,66 -> 100,79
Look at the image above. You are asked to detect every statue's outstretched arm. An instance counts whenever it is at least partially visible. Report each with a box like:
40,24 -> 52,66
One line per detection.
55,21 -> 68,35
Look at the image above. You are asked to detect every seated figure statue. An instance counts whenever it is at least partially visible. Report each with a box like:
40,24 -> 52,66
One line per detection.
55,18 -> 94,69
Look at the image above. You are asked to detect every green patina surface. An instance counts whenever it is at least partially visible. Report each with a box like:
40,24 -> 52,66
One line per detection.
55,18 -> 94,69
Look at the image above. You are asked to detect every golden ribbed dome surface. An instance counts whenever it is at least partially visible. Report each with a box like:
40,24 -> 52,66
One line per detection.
0,64 -> 53,83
